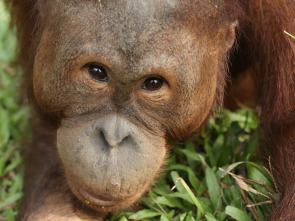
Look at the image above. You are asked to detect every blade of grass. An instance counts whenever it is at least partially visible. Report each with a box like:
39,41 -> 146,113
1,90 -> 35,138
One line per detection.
225,206 -> 252,221
284,30 -> 295,39
172,178 -> 205,216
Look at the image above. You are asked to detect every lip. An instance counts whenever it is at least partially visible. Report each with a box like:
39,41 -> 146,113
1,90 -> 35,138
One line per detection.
76,184 -> 124,207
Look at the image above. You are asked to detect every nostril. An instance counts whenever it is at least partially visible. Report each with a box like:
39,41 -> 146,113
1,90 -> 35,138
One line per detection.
99,129 -> 129,149
99,130 -> 109,147
100,130 -> 117,148
121,135 -> 129,144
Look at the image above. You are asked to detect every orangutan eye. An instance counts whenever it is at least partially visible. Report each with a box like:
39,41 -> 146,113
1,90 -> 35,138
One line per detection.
86,63 -> 109,82
141,76 -> 164,91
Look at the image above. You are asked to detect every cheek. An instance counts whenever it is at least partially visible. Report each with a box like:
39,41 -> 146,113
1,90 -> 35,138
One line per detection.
188,57 -> 219,129
167,54 -> 219,137
33,28 -> 84,114
33,28 -> 61,111
193,59 -> 218,116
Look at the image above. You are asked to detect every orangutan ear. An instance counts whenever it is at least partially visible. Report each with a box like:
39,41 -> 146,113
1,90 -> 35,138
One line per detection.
225,20 -> 238,51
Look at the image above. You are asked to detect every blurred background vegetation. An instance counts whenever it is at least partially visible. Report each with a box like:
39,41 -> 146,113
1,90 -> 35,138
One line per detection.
0,1 -> 278,221
0,1 -> 30,220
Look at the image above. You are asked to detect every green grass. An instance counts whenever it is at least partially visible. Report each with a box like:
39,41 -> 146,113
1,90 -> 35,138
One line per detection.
109,110 -> 278,221
0,2 -> 278,221
0,1 -> 30,220
284,30 -> 295,40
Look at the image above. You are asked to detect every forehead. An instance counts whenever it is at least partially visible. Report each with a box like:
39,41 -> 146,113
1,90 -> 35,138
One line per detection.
46,0 -> 227,41
42,0 -> 228,80
49,0 -> 192,23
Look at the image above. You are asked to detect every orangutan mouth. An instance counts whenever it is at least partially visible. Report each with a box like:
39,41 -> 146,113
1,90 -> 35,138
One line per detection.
76,184 -> 127,207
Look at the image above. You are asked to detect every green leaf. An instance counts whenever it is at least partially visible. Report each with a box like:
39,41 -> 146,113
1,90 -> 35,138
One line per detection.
168,192 -> 194,205
172,177 -> 205,216
3,209 -> 16,221
0,108 -> 10,146
182,189 -> 205,215
167,210 -> 175,219
118,216 -> 128,221
155,196 -> 186,210
225,206 -> 252,221
205,135 -> 224,167
205,167 -> 221,210
246,162 -> 274,188
185,211 -> 196,221
167,164 -> 200,191
284,31 -> 295,40
196,180 -> 207,197
178,213 -> 187,221
0,193 -> 23,210
128,209 -> 161,219
171,171 -> 187,193
181,149 -> 202,163
216,212 -> 227,221
205,213 -> 217,221
198,198 -> 213,213
221,162 -> 245,178
160,215 -> 170,221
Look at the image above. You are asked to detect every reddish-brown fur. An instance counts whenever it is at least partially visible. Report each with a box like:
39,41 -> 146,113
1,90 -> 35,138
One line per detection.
4,0 -> 295,220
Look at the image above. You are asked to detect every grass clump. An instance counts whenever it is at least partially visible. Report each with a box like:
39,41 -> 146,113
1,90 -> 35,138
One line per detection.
0,2 -> 29,220
110,110 -> 279,221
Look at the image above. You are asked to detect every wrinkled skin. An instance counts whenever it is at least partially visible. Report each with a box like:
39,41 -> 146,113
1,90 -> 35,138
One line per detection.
21,0 -> 236,219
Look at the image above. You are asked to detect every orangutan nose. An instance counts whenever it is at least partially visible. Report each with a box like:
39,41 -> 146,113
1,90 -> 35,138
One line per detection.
96,114 -> 133,149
